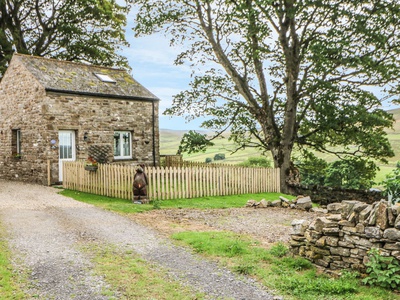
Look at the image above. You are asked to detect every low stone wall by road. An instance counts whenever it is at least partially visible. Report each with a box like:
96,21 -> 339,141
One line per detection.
290,199 -> 400,273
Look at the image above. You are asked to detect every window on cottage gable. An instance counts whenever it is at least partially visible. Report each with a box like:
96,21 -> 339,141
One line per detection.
11,129 -> 21,156
94,73 -> 116,83
113,131 -> 132,159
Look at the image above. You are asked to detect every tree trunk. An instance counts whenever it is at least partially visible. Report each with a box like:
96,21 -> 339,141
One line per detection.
272,145 -> 293,195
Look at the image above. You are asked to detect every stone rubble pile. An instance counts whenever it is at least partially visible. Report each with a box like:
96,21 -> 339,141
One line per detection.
246,195 -> 326,213
290,199 -> 400,273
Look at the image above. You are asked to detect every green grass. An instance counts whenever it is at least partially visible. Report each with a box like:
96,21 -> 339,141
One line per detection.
158,192 -> 294,209
59,189 -> 294,212
59,190 -> 154,213
160,129 -> 267,164
171,231 -> 400,300
0,222 -> 27,299
80,243 -> 204,299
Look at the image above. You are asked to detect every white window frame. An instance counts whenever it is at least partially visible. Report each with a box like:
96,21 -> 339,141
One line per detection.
16,129 -> 21,154
12,129 -> 21,155
94,73 -> 116,83
113,131 -> 132,160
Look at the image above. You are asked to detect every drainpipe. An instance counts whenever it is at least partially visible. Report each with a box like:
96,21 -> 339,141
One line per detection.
152,101 -> 156,167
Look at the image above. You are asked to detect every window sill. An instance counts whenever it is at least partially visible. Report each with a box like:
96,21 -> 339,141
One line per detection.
113,157 -> 133,161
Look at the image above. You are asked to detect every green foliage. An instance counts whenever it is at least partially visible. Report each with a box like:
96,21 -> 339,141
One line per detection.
324,158 -> 378,189
152,198 -> 162,210
213,153 -> 225,161
177,130 -> 215,155
295,152 -> 328,186
362,248 -> 400,289
297,154 -> 377,189
276,269 -> 359,297
205,157 -> 212,163
135,0 -> 399,193
0,0 -> 129,77
382,162 -> 400,205
268,242 -> 289,258
237,156 -> 272,168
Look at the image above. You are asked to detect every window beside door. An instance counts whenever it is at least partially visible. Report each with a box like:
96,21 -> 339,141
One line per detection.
114,131 -> 132,159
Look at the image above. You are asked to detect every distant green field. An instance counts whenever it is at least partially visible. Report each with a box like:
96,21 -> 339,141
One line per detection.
160,108 -> 400,185
160,129 -> 267,164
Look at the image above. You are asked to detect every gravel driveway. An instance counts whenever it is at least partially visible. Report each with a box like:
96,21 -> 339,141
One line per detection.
0,180 -> 278,300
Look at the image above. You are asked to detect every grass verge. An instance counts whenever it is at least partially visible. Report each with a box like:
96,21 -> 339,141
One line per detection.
172,231 -> 400,300
79,242 -> 204,299
59,189 -> 294,212
0,222 -> 27,299
58,190 -> 154,213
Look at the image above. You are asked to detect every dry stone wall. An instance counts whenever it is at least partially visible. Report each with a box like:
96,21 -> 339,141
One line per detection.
289,184 -> 382,205
290,199 -> 400,273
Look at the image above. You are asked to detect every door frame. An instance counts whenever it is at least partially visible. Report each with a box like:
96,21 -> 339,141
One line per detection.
58,130 -> 76,181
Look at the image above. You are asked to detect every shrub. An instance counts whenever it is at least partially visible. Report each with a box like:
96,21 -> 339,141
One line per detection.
362,248 -> 400,289
295,152 -> 328,186
205,157 -> 212,163
324,158 -> 377,189
238,156 -> 272,168
382,161 -> 400,205
296,152 -> 377,189
214,153 -> 225,161
268,242 -> 288,258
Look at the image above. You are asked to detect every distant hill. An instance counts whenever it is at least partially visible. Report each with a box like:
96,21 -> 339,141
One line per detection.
159,128 -> 264,164
160,107 -> 400,181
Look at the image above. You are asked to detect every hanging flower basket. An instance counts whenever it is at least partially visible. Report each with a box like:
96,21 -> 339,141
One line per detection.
85,165 -> 98,171
85,157 -> 98,171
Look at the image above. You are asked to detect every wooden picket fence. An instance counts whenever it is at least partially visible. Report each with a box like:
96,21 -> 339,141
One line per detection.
62,161 -> 280,201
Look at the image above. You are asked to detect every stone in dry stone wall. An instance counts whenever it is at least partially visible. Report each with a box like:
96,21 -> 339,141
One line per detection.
290,199 -> 400,274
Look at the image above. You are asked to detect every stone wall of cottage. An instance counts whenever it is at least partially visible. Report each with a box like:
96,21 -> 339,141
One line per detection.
0,56 -> 49,184
43,92 -> 160,184
290,200 -> 400,274
0,58 -> 160,185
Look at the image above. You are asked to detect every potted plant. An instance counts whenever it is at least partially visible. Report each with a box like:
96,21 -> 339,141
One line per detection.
84,156 -> 98,171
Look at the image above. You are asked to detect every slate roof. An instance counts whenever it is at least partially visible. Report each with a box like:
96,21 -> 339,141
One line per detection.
13,54 -> 159,101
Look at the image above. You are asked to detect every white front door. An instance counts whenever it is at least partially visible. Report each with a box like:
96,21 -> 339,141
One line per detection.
58,130 -> 76,181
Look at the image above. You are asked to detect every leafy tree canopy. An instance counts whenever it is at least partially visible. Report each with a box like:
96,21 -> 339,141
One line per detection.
0,0 -> 129,77
296,153 -> 377,189
177,130 -> 215,154
133,0 -> 400,192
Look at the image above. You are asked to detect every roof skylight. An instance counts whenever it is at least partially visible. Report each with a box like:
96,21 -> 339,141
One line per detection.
94,73 -> 116,83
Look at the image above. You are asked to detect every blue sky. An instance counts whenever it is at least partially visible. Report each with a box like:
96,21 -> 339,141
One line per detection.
123,13 -> 200,131
122,7 -> 399,131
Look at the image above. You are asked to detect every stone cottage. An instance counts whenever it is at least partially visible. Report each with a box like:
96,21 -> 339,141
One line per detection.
0,54 -> 160,185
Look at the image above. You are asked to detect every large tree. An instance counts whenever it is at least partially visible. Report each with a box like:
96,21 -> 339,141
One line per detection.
0,0 -> 129,77
133,0 -> 400,193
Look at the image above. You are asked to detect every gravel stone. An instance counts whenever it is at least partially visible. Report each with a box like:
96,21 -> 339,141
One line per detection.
0,180 -> 276,299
